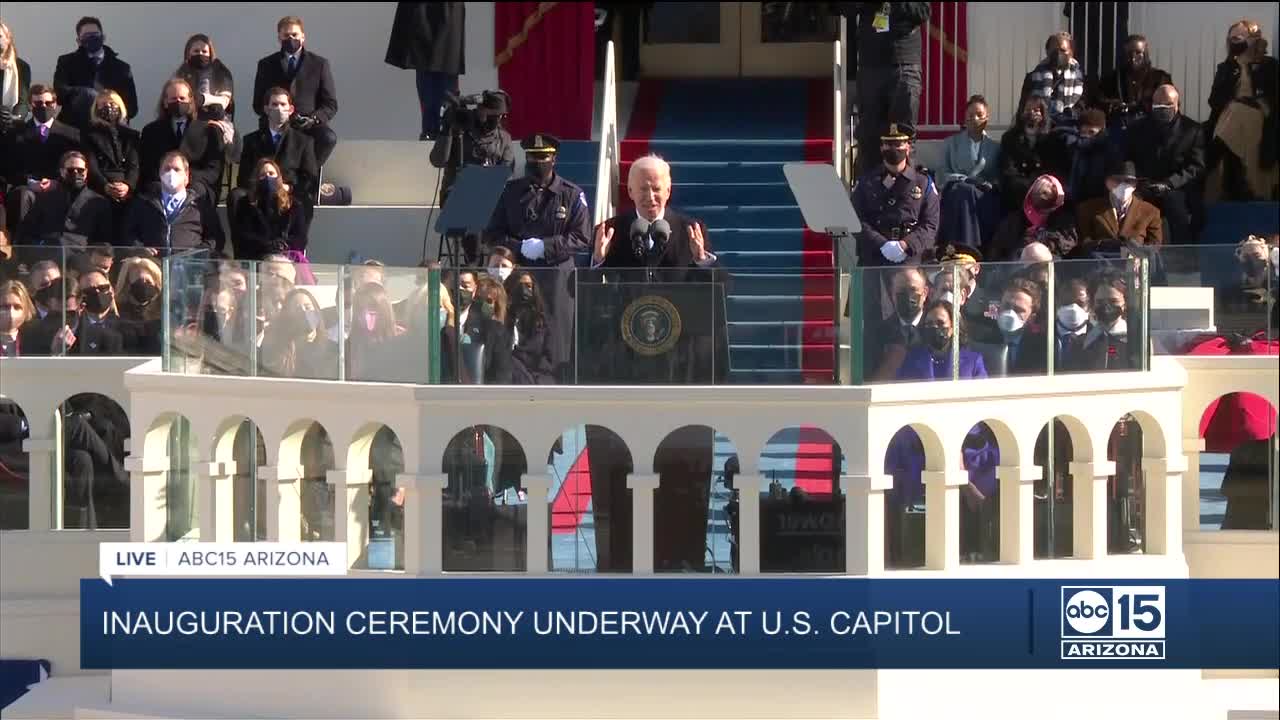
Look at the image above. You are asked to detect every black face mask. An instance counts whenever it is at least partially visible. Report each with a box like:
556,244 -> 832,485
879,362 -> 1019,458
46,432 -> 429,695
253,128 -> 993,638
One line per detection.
1152,108 -> 1177,124
1094,303 -> 1123,325
202,308 -> 225,339
518,285 -> 535,304
923,326 -> 952,351
1127,52 -> 1149,70
34,285 -> 58,308
189,55 -> 211,69
526,160 -> 554,184
895,290 -> 922,320
882,148 -> 907,167
1229,38 -> 1249,56
203,104 -> 226,121
63,173 -> 87,191
1050,50 -> 1070,69
96,105 -> 121,124
80,34 -> 105,54
81,289 -> 112,315
129,279 -> 159,306
167,101 -> 192,118
281,38 -> 302,55
481,116 -> 500,132
32,106 -> 57,124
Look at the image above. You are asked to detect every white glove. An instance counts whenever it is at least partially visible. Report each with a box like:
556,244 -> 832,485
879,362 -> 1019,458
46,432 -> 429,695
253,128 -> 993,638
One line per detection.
521,237 -> 546,260
879,241 -> 907,263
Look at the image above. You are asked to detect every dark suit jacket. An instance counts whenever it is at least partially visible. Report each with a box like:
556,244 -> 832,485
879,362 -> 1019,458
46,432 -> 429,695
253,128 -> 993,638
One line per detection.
123,182 -> 222,252
1,120 -> 82,186
1091,65 -> 1173,119
83,124 -> 141,195
53,47 -> 139,127
1125,113 -> 1205,191
65,313 -> 128,356
232,198 -> 308,260
509,313 -> 555,385
998,127 -> 1068,211
598,209 -> 721,280
385,1 -> 466,74
17,186 -> 113,247
1076,197 -> 1163,252
252,49 -> 338,124
1208,55 -> 1279,167
138,117 -> 226,195
236,127 -> 319,199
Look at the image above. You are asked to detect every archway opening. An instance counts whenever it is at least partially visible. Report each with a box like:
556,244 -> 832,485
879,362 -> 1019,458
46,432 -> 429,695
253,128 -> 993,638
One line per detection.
442,425 -> 528,571
58,393 -> 130,530
960,422 -> 1002,564
1033,417 -> 1088,559
883,422 -> 942,569
548,425 -> 633,573
760,426 -> 844,573
654,426 -> 737,574
1199,393 -> 1277,531
0,400 -> 30,530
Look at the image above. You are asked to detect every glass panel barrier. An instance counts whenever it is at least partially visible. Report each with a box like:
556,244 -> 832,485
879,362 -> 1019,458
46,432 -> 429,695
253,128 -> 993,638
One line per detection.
1149,243 -> 1274,355
1050,255 -> 1150,375
1,245 -> 66,357
443,265 -> 562,386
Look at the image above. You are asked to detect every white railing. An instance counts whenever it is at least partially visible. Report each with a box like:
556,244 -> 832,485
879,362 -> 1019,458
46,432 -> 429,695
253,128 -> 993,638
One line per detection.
833,38 -> 846,184
594,41 -> 622,227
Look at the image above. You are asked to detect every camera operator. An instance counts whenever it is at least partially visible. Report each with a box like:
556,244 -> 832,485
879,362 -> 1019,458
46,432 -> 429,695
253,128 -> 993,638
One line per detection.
429,90 -> 515,209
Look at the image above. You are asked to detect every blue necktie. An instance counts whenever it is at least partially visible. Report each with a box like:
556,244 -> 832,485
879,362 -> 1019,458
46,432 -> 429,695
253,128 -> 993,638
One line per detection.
288,56 -> 297,75
165,194 -> 183,220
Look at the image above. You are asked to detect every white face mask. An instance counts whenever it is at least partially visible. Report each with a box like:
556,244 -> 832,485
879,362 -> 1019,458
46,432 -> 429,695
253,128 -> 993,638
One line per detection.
269,107 -> 291,127
161,170 -> 185,193
1056,304 -> 1088,332
936,290 -> 956,306
997,309 -> 1025,335
1111,182 -> 1135,206
487,266 -> 512,282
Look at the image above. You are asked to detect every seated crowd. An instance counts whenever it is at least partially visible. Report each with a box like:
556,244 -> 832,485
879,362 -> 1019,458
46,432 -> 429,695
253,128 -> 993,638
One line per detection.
0,15 -> 335,260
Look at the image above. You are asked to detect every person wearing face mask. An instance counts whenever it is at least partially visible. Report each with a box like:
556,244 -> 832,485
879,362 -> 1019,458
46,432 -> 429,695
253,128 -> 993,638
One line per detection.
111,257 -> 163,354
867,267 -> 929,381
232,158 -> 308,262
1053,275 -> 1091,358
1019,32 -> 1085,128
82,91 -> 140,239
17,150 -> 112,249
1059,108 -> 1118,205
430,90 -> 515,208
987,277 -> 1049,377
139,78 -> 228,202
485,246 -> 517,283
259,288 -> 338,380
52,17 -> 138,132
1076,160 -> 1162,256
454,276 -> 513,385
1092,34 -> 1173,130
385,2 -> 467,142
1123,84 -> 1205,247
990,174 -> 1078,261
52,270 -> 127,356
938,95 -> 1003,253
852,123 -> 940,270
0,280 -> 35,357
487,133 -> 589,380
896,299 -> 988,380
123,151 -> 222,252
998,97 -> 1068,213
19,276 -> 78,355
2,85 -> 82,236
232,88 -> 320,244
252,16 -> 339,167
1205,19 -> 1279,203
505,270 -> 555,385
174,34 -> 236,123
1063,272 -> 1132,372
0,22 -> 32,132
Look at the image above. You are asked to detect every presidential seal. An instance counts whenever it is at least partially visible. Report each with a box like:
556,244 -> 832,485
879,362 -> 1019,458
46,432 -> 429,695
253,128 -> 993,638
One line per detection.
621,295 -> 681,356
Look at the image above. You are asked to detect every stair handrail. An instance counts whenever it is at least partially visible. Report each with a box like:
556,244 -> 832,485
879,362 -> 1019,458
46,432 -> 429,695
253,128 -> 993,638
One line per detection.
594,40 -> 621,227
833,37 -> 845,187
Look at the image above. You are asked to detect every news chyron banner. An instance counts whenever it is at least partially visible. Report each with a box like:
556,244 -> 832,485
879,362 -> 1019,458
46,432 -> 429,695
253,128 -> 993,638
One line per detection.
82,549 -> 1278,670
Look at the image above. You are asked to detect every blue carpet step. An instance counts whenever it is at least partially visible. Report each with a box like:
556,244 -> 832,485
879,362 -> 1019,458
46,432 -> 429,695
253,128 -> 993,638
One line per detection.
684,205 -> 807,229
625,161 -> 793,184
706,228 -> 806,251
729,368 -> 807,384
728,295 -> 834,323
716,249 -> 833,268
727,271 -> 835,295
672,182 -> 794,206
730,345 -> 838,371
555,141 -> 599,164
730,320 -> 821,346
624,138 -> 831,163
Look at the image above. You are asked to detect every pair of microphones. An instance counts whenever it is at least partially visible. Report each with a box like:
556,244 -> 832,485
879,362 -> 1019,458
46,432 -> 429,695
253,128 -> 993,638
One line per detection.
629,216 -> 672,262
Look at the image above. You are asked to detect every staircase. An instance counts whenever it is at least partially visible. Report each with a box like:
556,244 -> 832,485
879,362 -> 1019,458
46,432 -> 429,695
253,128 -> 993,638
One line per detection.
617,78 -> 836,385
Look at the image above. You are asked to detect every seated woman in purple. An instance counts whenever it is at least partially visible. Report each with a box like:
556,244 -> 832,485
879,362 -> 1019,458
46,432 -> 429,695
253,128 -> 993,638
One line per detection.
885,299 -> 998,565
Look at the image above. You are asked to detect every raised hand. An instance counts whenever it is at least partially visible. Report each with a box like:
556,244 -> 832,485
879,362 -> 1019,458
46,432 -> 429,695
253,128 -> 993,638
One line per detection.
688,222 -> 708,262
592,222 -> 614,264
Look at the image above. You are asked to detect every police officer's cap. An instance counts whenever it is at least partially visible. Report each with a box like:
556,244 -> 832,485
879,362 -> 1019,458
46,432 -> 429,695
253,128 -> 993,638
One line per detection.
881,122 -> 916,143
522,133 -> 561,156
938,243 -> 983,265
481,90 -> 510,114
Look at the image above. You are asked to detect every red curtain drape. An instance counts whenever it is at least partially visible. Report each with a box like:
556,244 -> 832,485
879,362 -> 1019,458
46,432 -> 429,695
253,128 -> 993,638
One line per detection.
920,1 -> 969,137
495,2 -> 594,141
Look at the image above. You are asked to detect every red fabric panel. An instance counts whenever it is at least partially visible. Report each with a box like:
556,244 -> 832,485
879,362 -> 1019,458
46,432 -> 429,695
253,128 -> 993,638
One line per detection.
802,78 -> 836,382
918,1 -> 968,139
495,2 -> 594,141
1189,335 -> 1279,451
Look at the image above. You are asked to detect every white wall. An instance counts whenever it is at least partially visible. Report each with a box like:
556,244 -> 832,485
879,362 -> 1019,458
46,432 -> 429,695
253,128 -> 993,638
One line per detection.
1,2 -> 497,141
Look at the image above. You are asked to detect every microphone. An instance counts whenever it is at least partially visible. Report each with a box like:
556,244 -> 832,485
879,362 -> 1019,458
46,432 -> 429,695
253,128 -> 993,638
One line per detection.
630,217 -> 651,260
650,219 -> 671,248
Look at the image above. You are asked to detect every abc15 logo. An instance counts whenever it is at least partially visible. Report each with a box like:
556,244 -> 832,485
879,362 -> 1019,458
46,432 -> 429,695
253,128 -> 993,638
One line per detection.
1061,586 -> 1166,639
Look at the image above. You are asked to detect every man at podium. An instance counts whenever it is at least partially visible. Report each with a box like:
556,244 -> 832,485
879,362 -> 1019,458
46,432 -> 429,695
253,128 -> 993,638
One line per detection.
581,153 -> 730,573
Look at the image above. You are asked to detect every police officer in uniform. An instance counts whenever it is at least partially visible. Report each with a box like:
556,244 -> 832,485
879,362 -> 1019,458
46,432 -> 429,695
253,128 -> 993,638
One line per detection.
484,133 -> 590,382
430,90 -> 515,264
850,123 -> 939,351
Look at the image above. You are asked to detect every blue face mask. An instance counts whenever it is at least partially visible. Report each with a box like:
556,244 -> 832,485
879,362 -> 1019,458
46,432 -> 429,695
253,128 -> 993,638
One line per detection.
81,33 -> 105,53
259,176 -> 280,195
438,307 -> 448,327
